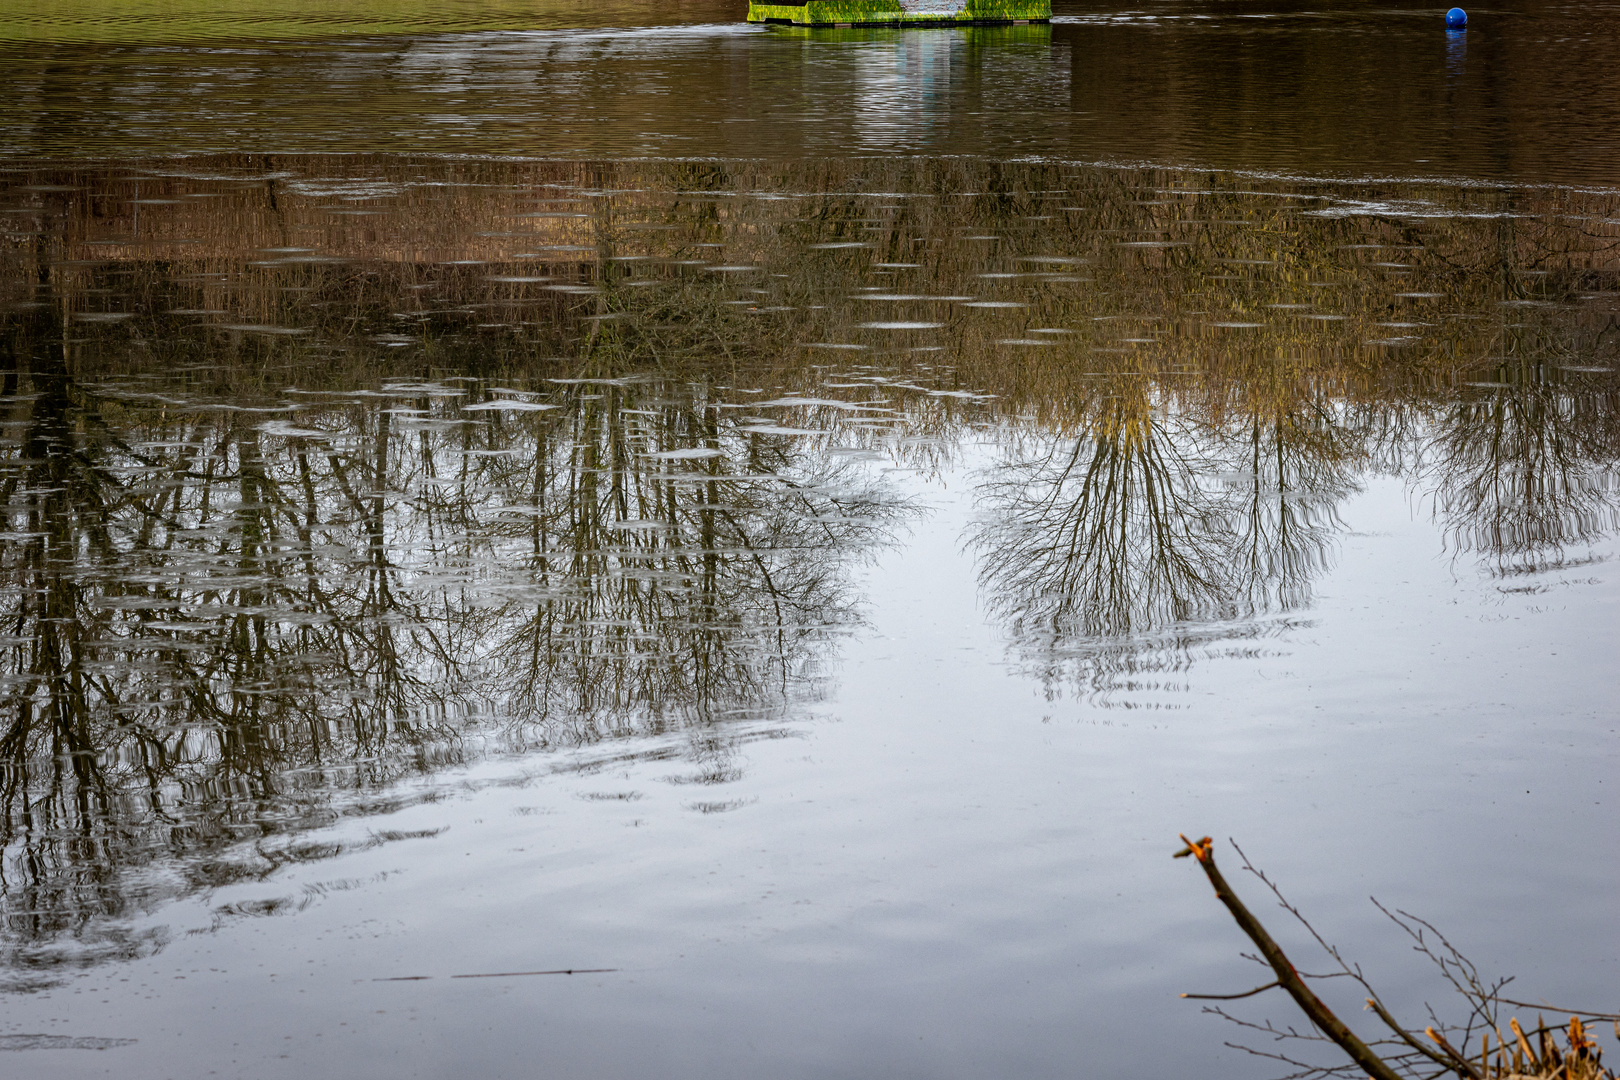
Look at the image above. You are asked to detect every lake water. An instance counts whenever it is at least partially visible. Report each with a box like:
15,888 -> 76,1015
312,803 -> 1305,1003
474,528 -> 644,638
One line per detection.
1,5 -> 1617,1079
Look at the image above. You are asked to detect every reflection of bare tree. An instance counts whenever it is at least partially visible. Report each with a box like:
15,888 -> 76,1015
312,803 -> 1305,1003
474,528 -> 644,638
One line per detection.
1423,364 -> 1620,568
0,349 -> 908,979
970,378 -> 1357,699
426,376 -> 905,733
3,151 -> 1619,981
1224,397 -> 1362,613
973,385 -> 1230,642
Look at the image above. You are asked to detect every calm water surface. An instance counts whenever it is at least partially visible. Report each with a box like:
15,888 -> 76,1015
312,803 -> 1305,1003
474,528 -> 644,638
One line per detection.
1,4 -> 1618,1079
2,1 -> 1620,183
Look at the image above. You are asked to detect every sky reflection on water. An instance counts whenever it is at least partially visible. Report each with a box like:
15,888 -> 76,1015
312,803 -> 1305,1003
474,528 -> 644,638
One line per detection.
0,156 -> 1616,1077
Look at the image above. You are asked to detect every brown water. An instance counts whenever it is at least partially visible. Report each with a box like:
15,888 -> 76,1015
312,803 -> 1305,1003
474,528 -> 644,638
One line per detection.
2,1 -> 1619,184
2,6 -> 1619,1079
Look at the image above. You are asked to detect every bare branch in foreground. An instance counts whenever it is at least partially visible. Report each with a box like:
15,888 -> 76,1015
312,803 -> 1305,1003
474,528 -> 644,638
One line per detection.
1174,834 -> 1406,1080
1173,834 -> 1618,1080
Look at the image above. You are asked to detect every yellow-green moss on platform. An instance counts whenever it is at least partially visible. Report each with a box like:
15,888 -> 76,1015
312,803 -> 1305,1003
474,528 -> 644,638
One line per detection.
747,0 -> 1049,27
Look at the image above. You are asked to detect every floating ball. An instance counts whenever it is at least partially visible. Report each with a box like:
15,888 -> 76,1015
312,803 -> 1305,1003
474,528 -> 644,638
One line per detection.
1445,7 -> 1467,29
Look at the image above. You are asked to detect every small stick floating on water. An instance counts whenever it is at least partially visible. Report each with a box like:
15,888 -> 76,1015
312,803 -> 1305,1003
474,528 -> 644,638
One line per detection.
451,969 -> 618,979
372,968 -> 618,982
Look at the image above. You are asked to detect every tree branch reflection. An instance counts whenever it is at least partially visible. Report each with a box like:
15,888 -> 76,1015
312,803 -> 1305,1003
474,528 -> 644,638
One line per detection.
1424,360 -> 1620,571
970,373 -> 1360,701
0,342 -> 910,976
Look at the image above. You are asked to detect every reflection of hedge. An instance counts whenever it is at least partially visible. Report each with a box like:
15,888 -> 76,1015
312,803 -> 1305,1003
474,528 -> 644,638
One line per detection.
965,0 -> 1049,19
746,0 -> 1049,25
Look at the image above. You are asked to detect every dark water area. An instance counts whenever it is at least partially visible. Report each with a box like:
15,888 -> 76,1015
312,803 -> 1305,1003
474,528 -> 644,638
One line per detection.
1,3 -> 1619,1079
0,1 -> 1618,185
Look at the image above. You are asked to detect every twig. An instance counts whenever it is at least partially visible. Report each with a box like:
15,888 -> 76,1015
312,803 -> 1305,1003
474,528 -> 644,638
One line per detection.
1362,993 -> 1480,1078
1175,834 -> 1405,1080
1228,845 -> 1482,1079
1423,1025 -> 1474,1076
1486,997 -> 1620,1023
1184,980 -> 1283,1001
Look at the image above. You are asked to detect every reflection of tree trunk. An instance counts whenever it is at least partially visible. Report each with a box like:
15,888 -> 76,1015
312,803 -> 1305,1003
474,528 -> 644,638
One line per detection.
233,427 -> 271,667
1,305 -> 114,854
221,426 -> 278,780
367,407 -> 404,719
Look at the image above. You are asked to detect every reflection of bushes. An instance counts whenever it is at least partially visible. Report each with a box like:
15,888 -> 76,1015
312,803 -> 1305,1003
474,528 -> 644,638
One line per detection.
10,156 -> 1620,409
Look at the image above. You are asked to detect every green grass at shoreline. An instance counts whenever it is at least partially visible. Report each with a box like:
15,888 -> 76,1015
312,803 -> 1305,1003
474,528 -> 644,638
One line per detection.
1,0 -> 733,46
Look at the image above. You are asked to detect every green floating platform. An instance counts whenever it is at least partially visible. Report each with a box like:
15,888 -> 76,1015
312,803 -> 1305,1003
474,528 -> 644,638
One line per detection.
747,0 -> 1050,28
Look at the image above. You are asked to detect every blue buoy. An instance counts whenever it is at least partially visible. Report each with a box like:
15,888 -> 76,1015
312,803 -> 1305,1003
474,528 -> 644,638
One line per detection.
1445,7 -> 1467,29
